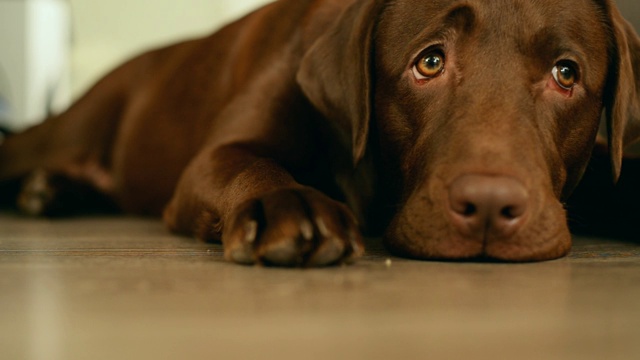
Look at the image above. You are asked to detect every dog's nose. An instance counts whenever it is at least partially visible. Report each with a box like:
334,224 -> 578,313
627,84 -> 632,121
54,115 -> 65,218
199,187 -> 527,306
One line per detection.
448,175 -> 529,238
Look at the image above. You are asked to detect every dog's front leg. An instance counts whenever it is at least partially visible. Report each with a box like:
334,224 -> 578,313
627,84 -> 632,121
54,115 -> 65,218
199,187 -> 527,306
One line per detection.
163,144 -> 364,267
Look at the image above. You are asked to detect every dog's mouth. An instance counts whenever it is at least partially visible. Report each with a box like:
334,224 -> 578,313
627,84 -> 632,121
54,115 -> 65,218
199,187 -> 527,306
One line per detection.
382,172 -> 572,262
384,223 -> 571,262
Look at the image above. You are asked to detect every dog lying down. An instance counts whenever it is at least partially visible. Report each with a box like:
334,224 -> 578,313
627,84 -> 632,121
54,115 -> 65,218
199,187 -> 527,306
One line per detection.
1,0 -> 639,266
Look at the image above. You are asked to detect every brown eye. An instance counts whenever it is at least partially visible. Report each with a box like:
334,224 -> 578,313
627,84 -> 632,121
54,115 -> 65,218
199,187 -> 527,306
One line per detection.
552,61 -> 578,90
414,51 -> 445,79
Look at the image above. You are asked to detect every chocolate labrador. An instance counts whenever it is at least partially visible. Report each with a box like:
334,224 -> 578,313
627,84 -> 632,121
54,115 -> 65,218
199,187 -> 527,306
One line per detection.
1,0 -> 639,266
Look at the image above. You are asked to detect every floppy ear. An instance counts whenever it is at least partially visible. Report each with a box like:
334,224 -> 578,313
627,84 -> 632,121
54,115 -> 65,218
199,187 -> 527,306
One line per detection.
605,2 -> 640,181
296,0 -> 384,166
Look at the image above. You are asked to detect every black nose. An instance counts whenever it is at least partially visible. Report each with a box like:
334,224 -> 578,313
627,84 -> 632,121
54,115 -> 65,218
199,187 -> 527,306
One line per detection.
448,175 -> 529,238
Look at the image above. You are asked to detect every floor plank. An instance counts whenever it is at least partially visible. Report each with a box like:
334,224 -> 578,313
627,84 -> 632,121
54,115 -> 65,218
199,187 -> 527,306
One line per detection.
1,213 -> 639,360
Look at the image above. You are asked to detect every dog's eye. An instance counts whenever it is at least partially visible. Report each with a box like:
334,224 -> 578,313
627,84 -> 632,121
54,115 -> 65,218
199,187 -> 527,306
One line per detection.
552,62 -> 578,90
413,51 -> 445,79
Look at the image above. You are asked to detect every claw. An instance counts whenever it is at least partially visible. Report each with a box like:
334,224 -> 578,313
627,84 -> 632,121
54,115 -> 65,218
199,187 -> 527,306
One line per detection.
244,220 -> 258,243
345,228 -> 365,263
224,189 -> 365,267
315,217 -> 332,237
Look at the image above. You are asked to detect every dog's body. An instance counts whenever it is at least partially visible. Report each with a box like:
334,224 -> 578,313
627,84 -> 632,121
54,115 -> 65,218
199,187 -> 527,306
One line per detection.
1,0 -> 639,266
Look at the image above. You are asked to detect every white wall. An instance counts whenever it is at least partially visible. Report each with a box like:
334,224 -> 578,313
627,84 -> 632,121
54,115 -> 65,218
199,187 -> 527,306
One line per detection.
68,0 -> 273,97
65,0 -> 640,99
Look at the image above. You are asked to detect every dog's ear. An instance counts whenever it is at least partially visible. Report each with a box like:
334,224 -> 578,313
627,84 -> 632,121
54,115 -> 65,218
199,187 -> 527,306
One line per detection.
605,3 -> 640,181
296,0 -> 384,166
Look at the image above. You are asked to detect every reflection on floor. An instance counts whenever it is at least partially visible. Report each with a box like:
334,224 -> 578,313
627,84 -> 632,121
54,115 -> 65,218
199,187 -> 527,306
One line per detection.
1,213 -> 639,360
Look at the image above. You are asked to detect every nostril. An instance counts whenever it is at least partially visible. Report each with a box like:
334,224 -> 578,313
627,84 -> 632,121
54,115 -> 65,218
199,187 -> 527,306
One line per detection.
462,203 -> 477,217
500,206 -> 518,220
451,201 -> 478,217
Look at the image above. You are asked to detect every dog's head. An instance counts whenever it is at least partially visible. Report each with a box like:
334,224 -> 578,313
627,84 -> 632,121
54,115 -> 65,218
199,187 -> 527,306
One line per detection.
298,0 -> 640,261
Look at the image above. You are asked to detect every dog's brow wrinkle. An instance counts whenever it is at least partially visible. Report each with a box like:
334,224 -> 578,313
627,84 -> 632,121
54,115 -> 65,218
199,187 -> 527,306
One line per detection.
445,4 -> 477,34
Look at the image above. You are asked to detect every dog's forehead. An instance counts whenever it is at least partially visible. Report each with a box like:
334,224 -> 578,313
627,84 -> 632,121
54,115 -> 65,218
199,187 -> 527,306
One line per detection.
377,0 -> 610,58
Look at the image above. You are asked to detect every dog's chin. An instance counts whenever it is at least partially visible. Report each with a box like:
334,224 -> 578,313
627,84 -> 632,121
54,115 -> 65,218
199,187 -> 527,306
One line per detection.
481,229 -> 572,262
383,214 -> 573,262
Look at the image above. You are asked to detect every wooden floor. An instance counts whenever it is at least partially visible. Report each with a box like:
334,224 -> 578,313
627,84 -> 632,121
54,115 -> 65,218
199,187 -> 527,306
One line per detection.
1,212 -> 639,360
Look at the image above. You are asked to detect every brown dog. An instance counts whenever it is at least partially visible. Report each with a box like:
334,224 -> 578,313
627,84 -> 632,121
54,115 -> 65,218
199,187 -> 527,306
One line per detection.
1,0 -> 639,266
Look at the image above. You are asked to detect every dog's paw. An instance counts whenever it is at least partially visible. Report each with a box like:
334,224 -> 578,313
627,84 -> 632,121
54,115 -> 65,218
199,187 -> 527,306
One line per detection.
222,188 -> 364,267
17,169 -> 56,216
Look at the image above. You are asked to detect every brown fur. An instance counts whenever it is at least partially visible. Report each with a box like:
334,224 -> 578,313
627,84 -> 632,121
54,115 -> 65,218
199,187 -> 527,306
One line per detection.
1,0 -> 639,266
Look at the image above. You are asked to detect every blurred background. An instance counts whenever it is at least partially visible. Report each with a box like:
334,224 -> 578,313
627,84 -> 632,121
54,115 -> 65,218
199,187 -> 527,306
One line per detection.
68,0 -> 273,97
0,0 -> 272,131
0,0 -> 638,131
